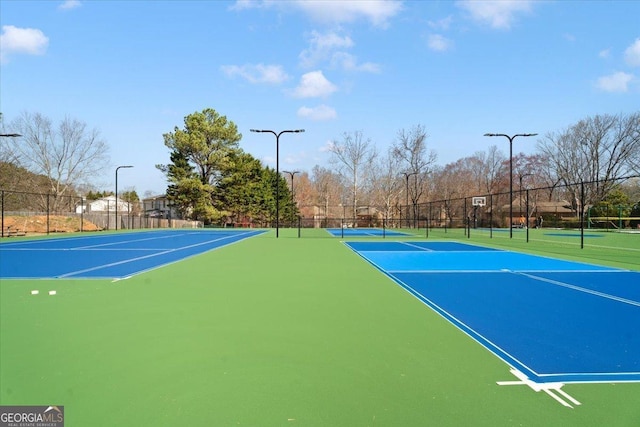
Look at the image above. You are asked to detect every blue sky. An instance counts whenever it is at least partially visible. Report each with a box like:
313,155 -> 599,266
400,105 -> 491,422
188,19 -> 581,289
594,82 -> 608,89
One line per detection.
1,0 -> 639,196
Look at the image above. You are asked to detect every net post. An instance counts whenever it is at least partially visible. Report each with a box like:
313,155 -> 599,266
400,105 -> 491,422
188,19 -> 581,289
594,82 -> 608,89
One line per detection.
526,189 -> 530,243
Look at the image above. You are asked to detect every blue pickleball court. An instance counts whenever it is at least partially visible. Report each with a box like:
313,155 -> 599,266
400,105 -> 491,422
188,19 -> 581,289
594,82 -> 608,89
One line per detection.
345,240 -> 640,384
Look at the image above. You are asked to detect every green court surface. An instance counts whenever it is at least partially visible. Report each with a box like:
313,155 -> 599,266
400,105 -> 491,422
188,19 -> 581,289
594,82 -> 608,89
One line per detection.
1,228 -> 639,426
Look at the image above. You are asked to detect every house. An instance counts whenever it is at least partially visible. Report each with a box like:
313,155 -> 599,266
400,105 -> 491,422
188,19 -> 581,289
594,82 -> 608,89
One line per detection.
76,195 -> 132,213
141,195 -> 179,219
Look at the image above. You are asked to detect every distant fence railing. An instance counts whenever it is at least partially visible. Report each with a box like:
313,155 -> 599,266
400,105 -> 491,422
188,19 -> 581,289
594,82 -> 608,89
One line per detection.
1,189 -> 202,237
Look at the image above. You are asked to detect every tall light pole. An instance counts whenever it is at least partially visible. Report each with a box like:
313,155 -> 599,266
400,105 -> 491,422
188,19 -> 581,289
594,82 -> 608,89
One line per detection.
282,170 -> 299,207
402,172 -> 417,228
115,165 -> 133,231
484,133 -> 537,238
250,129 -> 305,237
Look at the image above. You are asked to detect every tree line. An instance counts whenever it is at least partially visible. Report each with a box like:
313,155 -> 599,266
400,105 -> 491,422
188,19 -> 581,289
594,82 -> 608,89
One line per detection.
2,109 -> 639,227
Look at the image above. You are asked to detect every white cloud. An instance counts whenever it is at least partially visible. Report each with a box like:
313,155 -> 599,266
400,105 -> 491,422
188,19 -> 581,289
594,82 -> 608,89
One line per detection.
0,25 -> 49,63
221,63 -> 289,84
229,0 -> 259,11
595,71 -> 634,93
300,30 -> 354,68
231,0 -> 402,27
292,71 -> 338,98
624,38 -> 640,67
428,16 -> 454,31
456,0 -> 534,30
297,104 -> 337,121
319,140 -> 337,153
599,48 -> 611,59
295,0 -> 403,27
427,34 -> 453,52
300,30 -> 380,73
330,52 -> 381,73
59,0 -> 81,10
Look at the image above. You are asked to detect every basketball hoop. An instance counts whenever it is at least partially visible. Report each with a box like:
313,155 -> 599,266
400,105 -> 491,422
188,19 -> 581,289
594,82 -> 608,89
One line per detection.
472,196 -> 486,207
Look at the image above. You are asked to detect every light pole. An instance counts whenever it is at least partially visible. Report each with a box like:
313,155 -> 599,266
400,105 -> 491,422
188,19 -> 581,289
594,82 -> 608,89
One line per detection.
484,133 -> 537,238
115,165 -> 133,230
402,172 -> 417,228
0,133 -> 21,137
250,129 -> 305,238
282,171 -> 300,222
282,170 -> 300,207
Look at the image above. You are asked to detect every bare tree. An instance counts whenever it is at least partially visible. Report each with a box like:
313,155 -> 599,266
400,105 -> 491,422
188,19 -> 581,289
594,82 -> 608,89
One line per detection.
9,112 -> 110,211
472,145 -> 506,195
391,125 -> 437,220
328,131 -> 377,222
311,165 -> 343,220
538,112 -> 640,209
429,163 -> 468,227
369,148 -> 404,222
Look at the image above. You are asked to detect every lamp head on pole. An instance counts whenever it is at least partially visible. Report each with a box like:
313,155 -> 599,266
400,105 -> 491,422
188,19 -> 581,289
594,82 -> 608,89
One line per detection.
250,129 -> 305,134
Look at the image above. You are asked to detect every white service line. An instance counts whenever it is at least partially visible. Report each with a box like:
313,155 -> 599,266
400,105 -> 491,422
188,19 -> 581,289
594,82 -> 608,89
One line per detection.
517,271 -> 640,308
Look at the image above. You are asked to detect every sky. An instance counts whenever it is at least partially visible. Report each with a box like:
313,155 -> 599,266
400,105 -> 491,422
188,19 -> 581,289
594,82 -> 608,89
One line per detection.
1,0 -> 639,197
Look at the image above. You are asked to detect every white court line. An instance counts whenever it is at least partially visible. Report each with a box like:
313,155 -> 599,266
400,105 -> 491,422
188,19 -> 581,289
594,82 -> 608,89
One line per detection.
388,269 -> 517,274
517,271 -> 640,307
0,230 -> 177,247
343,244 -> 543,380
401,242 -> 434,251
1,247 -> 163,251
346,242 -> 640,386
497,368 -> 581,408
57,233 -> 254,278
72,232 -> 191,250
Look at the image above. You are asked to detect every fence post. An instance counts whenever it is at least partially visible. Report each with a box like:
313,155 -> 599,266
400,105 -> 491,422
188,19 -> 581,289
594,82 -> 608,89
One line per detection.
526,189 -> 530,243
580,181 -> 585,249
80,196 -> 84,233
1,190 -> 4,238
618,205 -> 623,229
47,193 -> 50,235
489,194 -> 493,239
463,197 -> 468,237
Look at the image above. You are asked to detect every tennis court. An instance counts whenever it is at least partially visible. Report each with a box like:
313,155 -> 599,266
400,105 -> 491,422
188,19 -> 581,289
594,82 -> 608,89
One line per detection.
345,241 -> 640,390
0,229 -> 265,279
326,228 -> 412,237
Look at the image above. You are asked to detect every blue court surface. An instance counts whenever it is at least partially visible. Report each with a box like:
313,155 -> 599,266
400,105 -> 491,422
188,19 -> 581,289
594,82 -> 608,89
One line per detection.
0,230 -> 265,279
345,240 -> 640,384
326,228 -> 411,237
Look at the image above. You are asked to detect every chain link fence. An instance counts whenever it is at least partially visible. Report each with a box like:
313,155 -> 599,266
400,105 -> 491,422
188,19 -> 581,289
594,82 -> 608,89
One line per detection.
1,189 -> 202,237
